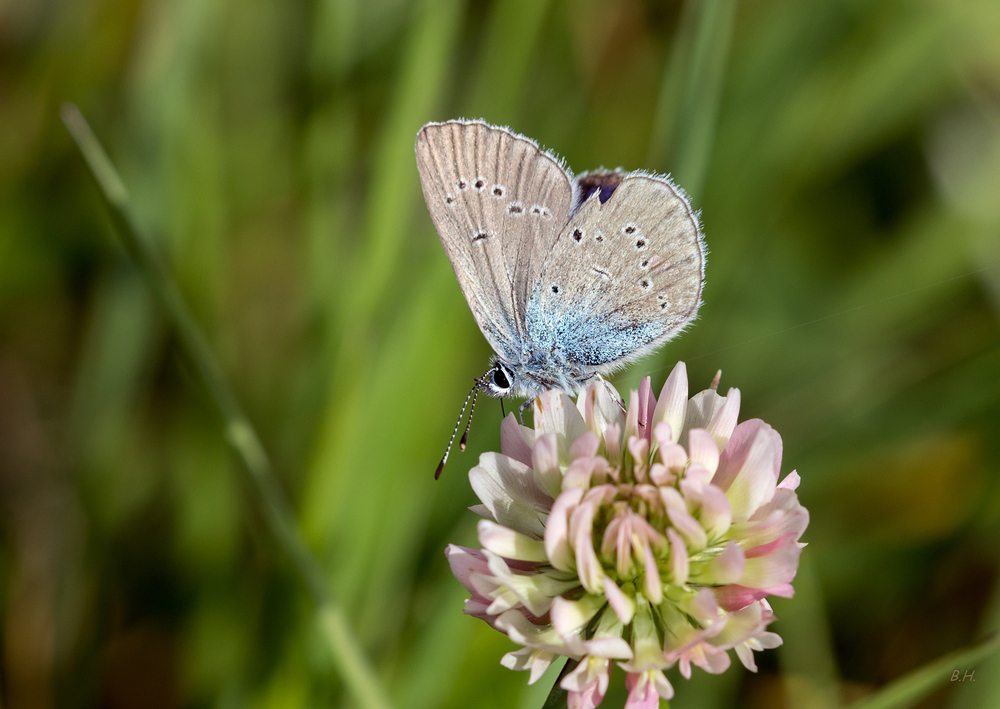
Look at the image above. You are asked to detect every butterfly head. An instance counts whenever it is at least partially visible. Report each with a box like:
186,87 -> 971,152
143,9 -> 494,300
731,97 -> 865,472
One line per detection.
482,360 -> 516,397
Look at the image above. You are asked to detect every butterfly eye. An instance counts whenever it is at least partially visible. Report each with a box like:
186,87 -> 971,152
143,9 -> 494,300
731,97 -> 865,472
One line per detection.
492,366 -> 511,390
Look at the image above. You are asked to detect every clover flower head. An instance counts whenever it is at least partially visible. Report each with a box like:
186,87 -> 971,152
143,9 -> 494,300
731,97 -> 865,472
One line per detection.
446,363 -> 809,708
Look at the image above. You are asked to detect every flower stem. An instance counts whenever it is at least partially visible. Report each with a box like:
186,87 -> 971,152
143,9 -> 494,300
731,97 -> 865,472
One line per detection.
60,103 -> 393,709
540,658 -> 579,709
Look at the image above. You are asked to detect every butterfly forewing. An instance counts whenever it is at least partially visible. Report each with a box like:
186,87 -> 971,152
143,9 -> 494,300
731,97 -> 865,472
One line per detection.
525,174 -> 704,369
415,121 -> 573,360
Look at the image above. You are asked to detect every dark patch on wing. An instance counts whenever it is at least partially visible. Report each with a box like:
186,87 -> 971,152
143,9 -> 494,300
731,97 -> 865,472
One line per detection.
574,171 -> 625,211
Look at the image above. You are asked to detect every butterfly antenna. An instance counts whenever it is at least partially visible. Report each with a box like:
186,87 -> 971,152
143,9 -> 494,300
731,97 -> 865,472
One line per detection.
435,378 -> 482,480
459,386 -> 480,451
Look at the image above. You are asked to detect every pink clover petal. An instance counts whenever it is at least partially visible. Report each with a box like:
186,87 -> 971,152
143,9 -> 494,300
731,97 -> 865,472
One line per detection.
563,456 -> 598,489
569,502 -> 604,593
778,469 -> 801,490
478,519 -> 549,562
699,484 -> 733,540
545,488 -> 584,571
667,527 -> 689,585
468,503 -> 496,520
602,576 -> 636,625
567,684 -> 603,709
696,541 -> 745,585
563,656 -> 612,709
710,600 -> 774,648
666,506 -> 708,551
625,670 -> 674,707
500,413 -> 535,466
687,428 -> 720,475
627,436 -> 650,479
731,488 -> 809,550
739,534 -> 802,589
445,545 -> 492,596
631,484 -> 662,512
714,583 -> 794,612
679,643 -> 731,678
623,390 -> 641,442
648,463 -> 675,486
705,387 -> 741,450
651,420 -> 673,452
658,441 -> 687,470
712,421 -> 779,523
652,361 -> 688,443
570,430 -> 601,461
636,376 -> 655,441
659,485 -> 686,513
531,433 -> 562,497
471,452 -> 552,538
604,422 -> 623,466
683,461 -> 714,491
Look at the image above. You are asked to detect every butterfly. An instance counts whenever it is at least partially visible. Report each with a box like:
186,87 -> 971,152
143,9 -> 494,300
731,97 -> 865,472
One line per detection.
416,119 -> 705,474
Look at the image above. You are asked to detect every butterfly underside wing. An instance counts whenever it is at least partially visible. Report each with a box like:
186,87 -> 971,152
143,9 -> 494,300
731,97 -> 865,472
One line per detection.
415,121 -> 574,362
416,119 -> 704,397
525,174 -> 703,376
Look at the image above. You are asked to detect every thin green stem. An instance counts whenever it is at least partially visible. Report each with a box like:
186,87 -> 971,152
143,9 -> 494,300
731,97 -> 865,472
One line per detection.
61,103 -> 393,709
540,658 -> 579,709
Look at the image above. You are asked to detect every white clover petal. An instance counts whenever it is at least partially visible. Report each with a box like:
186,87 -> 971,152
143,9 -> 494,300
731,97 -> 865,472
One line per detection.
534,390 -> 588,464
478,519 -> 549,562
470,452 -> 552,538
687,428 -> 720,475
551,594 -> 605,636
651,361 -> 688,443
705,387 -> 741,450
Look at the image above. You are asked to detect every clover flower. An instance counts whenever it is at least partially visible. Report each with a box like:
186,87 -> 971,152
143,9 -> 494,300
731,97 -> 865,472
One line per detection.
446,363 -> 809,708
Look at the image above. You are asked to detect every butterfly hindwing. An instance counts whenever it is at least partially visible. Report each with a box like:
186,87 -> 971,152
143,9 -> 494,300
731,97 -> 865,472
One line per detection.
415,120 -> 574,360
524,173 -> 704,371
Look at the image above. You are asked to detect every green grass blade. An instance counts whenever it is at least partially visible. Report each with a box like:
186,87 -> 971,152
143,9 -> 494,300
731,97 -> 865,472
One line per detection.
60,102 -> 394,709
847,635 -> 1000,709
648,0 -> 737,203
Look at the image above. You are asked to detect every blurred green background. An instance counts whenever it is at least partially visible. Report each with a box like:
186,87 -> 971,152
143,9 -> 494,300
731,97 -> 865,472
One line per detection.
2,0 -> 1000,707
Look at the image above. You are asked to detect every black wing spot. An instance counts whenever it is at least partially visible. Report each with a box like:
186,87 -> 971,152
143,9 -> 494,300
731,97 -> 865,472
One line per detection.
457,179 -> 468,190
508,203 -> 523,214
472,231 -> 489,242
530,205 -> 542,215
551,285 -> 560,294
474,178 -> 485,190
660,301 -> 670,309
445,194 -> 455,205
635,239 -> 646,250
640,278 -> 650,289
595,233 -> 604,242
572,228 -> 583,242
625,225 -> 636,235
640,259 -> 650,268
493,185 -> 505,197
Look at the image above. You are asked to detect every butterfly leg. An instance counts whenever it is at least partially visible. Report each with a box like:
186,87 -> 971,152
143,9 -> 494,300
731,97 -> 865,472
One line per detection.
596,375 -> 626,414
517,398 -> 533,426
